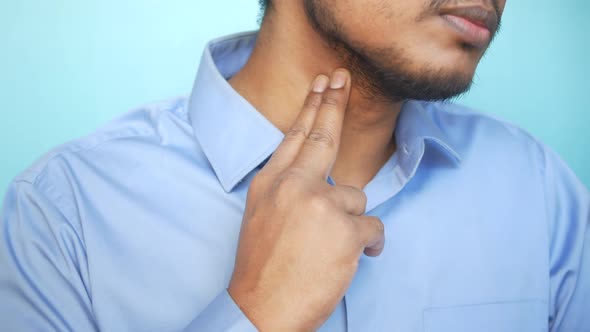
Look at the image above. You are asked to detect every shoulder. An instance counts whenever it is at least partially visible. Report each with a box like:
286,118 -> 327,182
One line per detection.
417,100 -> 548,165
2,97 -> 195,242
12,96 -> 190,189
421,99 -> 589,203
422,100 -> 540,145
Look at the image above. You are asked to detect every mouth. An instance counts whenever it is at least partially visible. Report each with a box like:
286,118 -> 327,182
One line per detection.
438,6 -> 498,49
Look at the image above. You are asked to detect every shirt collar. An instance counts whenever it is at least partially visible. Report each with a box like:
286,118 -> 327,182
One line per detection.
395,100 -> 462,180
188,31 -> 283,193
187,31 -> 462,193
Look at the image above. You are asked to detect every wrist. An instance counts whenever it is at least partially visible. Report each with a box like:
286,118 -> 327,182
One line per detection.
228,284 -> 306,332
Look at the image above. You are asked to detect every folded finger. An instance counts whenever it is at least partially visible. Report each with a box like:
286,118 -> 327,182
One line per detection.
353,215 -> 385,257
328,185 -> 367,216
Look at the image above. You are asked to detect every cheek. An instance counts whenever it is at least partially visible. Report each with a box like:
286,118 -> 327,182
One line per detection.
333,0 -> 415,43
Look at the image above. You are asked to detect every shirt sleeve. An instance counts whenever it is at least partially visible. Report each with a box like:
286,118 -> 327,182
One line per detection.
0,180 -> 98,332
542,148 -> 590,331
1,179 -> 259,331
184,290 -> 259,331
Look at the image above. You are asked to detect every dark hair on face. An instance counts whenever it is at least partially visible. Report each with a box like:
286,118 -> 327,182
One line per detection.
258,0 -> 271,21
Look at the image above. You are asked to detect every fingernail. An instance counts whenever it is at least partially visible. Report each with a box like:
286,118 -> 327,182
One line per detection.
330,70 -> 348,89
311,75 -> 330,93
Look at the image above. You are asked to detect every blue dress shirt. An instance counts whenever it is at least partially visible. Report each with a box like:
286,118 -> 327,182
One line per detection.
1,31 -> 589,332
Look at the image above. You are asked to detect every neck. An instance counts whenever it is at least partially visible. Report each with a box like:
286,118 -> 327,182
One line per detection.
229,6 -> 402,189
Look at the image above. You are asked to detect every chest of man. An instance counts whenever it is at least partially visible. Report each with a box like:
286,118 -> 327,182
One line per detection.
78,154 -> 549,331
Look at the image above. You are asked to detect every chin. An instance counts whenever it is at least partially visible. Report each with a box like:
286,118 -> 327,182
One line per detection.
434,50 -> 481,79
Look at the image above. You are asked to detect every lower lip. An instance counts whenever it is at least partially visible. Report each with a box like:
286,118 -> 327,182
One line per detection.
441,14 -> 491,48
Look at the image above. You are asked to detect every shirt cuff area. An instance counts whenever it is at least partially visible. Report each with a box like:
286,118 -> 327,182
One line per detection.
184,290 -> 259,331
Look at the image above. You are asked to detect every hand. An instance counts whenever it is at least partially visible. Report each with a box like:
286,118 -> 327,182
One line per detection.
227,69 -> 385,331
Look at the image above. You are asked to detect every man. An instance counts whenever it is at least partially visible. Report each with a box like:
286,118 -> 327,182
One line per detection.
1,0 -> 588,331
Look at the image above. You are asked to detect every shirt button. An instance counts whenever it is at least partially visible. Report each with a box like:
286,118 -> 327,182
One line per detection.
402,144 -> 410,155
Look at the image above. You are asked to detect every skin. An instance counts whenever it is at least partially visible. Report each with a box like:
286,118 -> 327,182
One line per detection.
231,0 -> 505,188
229,71 -> 385,331
228,0 -> 506,330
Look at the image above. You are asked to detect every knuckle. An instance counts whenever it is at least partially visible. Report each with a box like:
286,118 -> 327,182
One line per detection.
369,217 -> 385,233
307,127 -> 336,148
306,193 -> 333,214
303,93 -> 322,109
273,170 -> 304,196
321,90 -> 342,108
356,192 -> 368,212
359,191 -> 368,207
284,126 -> 309,141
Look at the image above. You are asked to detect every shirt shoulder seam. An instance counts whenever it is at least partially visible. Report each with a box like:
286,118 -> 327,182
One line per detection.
14,127 -> 156,186
430,101 -> 543,145
10,166 -> 88,250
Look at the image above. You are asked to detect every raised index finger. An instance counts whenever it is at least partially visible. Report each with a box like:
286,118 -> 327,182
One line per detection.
262,74 -> 330,174
293,69 -> 351,179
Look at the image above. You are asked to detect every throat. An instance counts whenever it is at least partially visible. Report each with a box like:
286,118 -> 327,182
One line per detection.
324,91 -> 400,189
228,7 -> 403,190
330,131 -> 397,189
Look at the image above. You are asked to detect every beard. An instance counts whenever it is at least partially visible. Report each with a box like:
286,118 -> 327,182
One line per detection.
303,0 -> 490,102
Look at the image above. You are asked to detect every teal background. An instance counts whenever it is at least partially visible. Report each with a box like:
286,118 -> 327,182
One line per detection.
0,1 -> 588,194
